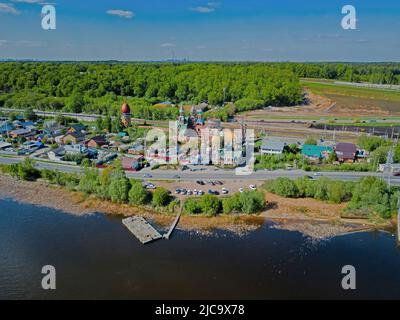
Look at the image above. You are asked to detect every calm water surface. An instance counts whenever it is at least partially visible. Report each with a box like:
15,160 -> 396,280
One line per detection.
0,198 -> 399,299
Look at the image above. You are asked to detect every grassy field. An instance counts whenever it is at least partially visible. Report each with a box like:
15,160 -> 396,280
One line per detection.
301,80 -> 400,102
299,79 -> 400,116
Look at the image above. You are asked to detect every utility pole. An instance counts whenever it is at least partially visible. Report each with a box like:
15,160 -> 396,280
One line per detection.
386,147 -> 394,191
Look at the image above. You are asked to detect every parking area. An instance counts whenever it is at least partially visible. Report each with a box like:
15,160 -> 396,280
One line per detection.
152,179 -> 262,199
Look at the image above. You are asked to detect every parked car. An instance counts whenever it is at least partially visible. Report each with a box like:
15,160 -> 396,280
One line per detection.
175,188 -> 182,194
249,184 -> 257,190
313,172 -> 322,177
221,188 -> 229,195
144,173 -> 153,178
239,188 -> 244,193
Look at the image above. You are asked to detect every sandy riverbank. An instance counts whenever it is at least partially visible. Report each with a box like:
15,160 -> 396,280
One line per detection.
0,174 -> 385,239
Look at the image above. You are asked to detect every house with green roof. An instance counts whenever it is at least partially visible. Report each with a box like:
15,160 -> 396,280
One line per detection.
301,144 -> 333,160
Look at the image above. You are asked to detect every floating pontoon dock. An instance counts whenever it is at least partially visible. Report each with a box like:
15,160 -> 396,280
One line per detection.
122,216 -> 163,244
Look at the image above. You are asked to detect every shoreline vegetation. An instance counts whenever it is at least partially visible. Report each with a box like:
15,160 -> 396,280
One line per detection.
0,159 -> 396,240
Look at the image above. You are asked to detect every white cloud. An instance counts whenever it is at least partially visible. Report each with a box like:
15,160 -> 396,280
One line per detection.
0,3 -> 20,14
190,2 -> 221,13
0,39 -> 43,47
12,0 -> 43,3
190,6 -> 215,13
106,9 -> 134,19
161,43 -> 176,48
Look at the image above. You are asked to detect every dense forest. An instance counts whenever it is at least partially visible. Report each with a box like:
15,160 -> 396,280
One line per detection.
0,62 -> 303,119
284,62 -> 400,84
0,62 -> 399,120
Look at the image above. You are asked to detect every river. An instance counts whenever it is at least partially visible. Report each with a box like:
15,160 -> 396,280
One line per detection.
0,198 -> 399,299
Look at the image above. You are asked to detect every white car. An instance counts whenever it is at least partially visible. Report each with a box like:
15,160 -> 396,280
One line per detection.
239,188 -> 244,193
249,184 -> 257,190
313,172 -> 322,177
221,188 -> 229,195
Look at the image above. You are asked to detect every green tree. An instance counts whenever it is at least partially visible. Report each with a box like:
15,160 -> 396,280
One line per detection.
78,168 -> 100,195
152,187 -> 170,207
184,198 -> 202,214
266,177 -> 299,198
129,180 -> 150,205
200,195 -> 221,216
239,191 -> 265,214
108,170 -> 130,203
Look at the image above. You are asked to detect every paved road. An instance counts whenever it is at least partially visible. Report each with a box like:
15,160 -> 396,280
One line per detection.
2,156 -> 400,185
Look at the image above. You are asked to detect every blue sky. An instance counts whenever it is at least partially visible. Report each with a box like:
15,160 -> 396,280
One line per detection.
0,0 -> 399,61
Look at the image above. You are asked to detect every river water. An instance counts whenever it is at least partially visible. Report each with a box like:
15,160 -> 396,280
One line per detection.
0,198 -> 399,300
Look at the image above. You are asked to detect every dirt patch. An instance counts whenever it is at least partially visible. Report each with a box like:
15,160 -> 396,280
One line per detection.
262,191 -> 347,220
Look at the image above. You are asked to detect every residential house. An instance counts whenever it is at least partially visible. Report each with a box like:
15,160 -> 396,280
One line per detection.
86,135 -> 107,149
95,150 -> 118,165
48,147 -> 66,161
20,141 -> 43,154
64,144 -> 87,155
43,125 -> 66,137
61,132 -> 85,145
128,144 -> 144,155
122,156 -> 145,171
335,143 -> 357,162
301,144 -> 333,160
9,128 -> 35,139
0,142 -> 12,150
67,124 -> 86,134
0,122 -> 14,135
261,139 -> 286,155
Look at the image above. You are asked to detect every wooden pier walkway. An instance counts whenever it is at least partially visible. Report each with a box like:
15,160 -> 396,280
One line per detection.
122,216 -> 163,244
163,209 -> 181,240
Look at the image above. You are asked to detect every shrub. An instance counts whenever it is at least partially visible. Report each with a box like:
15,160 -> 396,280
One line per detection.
78,168 -> 100,195
108,170 -> 130,204
184,198 -> 202,214
347,177 -> 396,219
266,177 -> 299,198
200,195 -> 221,216
129,180 -> 150,206
222,193 -> 242,214
239,191 -> 265,214
152,187 -> 170,207
16,158 -> 41,181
